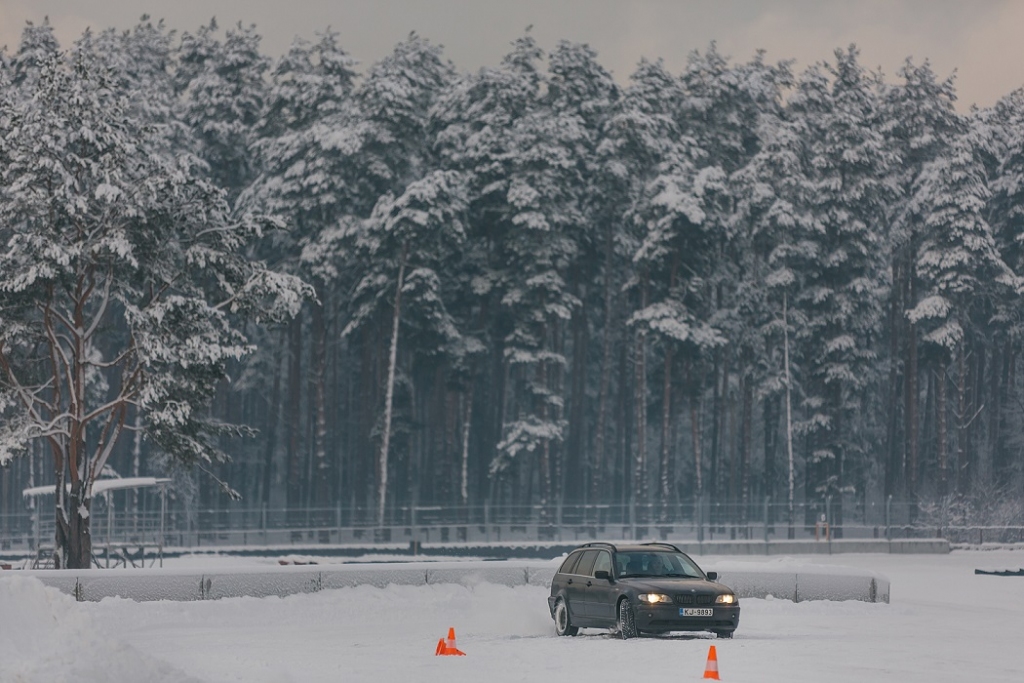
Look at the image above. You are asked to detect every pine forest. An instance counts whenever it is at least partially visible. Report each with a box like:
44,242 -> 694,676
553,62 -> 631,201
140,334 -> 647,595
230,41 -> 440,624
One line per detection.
3,17 -> 1024,566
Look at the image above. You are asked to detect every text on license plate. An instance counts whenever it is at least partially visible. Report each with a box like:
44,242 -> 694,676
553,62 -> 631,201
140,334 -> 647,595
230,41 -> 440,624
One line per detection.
680,608 -> 714,617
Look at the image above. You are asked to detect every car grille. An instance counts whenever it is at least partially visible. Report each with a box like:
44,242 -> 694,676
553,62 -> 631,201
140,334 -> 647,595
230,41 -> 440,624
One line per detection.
675,594 -> 713,605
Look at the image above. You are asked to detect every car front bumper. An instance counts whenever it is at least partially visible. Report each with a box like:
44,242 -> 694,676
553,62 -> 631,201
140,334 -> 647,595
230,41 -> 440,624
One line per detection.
633,604 -> 740,633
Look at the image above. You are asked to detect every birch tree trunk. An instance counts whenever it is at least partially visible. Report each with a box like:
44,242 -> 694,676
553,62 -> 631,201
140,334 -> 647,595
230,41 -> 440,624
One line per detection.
460,381 -> 474,506
378,243 -> 408,526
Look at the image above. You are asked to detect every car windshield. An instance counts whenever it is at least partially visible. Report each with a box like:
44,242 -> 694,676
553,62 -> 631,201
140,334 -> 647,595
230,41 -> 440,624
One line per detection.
615,551 -> 703,579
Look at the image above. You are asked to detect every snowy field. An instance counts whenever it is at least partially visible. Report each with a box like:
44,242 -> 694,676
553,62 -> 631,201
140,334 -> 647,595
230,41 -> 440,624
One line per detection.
2,549 -> 1022,683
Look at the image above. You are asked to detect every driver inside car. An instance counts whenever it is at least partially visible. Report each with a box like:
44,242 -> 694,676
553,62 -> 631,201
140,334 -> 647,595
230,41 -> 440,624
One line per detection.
645,554 -> 670,576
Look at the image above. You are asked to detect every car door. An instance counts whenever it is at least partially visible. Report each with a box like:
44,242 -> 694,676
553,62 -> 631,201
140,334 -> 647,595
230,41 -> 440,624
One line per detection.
567,550 -> 598,623
585,550 -> 617,622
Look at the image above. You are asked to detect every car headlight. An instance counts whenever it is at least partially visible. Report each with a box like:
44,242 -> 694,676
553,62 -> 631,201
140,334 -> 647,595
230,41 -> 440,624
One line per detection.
638,593 -> 673,604
715,594 -> 737,605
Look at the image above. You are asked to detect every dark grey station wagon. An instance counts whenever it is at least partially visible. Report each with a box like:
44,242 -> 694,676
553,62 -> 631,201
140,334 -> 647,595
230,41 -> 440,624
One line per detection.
547,542 -> 740,639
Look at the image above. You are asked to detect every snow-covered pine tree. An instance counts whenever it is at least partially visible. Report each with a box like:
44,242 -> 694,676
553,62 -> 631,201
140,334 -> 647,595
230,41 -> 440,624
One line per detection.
177,20 -> 270,201
879,59 -> 962,501
332,36 -> 460,524
347,170 -> 468,525
9,18 -> 59,88
0,50 -> 309,569
790,48 -> 898,527
908,133 -> 1012,495
629,121 -> 725,520
243,29 -> 361,514
984,91 -> 1024,488
431,33 -> 549,513
679,46 -> 793,520
732,73 -> 817,529
545,40 -> 619,510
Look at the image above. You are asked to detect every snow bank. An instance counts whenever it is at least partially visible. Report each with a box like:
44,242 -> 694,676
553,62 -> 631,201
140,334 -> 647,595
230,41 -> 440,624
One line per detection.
11,556 -> 887,603
0,575 -> 199,683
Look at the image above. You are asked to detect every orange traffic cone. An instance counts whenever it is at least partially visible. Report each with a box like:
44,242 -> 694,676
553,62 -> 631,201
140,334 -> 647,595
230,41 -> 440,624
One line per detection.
703,645 -> 720,680
435,627 -> 466,656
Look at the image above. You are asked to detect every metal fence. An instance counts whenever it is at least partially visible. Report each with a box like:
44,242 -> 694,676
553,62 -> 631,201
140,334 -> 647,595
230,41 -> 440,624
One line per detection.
3,494 -> 1023,553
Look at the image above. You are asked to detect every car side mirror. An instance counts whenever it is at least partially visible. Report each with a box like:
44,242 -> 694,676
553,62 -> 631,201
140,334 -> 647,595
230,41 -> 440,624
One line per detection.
706,571 -> 718,581
594,569 -> 612,582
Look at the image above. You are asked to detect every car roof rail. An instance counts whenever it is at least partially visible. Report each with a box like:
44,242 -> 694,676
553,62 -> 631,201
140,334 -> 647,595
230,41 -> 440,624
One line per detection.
580,541 -> 617,551
640,541 -> 682,552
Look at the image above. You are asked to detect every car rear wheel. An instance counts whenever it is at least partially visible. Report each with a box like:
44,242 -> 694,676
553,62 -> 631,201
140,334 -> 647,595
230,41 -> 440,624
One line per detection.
554,598 -> 579,636
617,598 -> 638,640
714,630 -> 734,639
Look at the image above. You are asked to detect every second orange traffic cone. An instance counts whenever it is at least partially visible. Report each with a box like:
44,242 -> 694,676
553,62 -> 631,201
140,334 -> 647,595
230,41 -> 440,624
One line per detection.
435,627 -> 466,656
703,645 -> 720,680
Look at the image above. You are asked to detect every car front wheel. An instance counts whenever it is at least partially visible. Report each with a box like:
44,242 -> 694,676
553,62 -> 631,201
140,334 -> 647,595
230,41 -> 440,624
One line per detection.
618,598 -> 638,640
554,598 -> 579,636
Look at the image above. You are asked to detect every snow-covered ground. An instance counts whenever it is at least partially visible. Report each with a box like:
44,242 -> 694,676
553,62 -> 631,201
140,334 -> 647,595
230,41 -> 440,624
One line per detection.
2,549 -> 1022,683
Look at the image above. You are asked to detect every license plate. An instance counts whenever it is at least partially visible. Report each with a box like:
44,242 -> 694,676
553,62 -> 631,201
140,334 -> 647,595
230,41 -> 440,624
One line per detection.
680,608 -> 713,617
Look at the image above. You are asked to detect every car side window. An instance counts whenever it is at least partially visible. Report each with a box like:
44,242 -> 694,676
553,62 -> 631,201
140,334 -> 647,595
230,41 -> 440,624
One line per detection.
592,551 -> 611,577
558,552 -> 582,575
574,550 -> 598,576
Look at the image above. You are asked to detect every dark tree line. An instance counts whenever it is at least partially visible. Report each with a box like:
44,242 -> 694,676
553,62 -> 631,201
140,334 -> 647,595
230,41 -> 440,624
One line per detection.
4,17 -> 1024,539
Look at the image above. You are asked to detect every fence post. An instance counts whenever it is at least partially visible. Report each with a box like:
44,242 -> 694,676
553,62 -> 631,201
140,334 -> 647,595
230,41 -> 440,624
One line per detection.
556,497 -> 563,542
825,495 -> 833,554
629,497 -> 636,540
261,503 -> 267,545
763,496 -> 770,544
885,495 -> 892,542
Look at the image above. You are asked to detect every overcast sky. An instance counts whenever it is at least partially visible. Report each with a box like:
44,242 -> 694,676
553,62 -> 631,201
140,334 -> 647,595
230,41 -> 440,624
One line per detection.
2,1 -> 1023,109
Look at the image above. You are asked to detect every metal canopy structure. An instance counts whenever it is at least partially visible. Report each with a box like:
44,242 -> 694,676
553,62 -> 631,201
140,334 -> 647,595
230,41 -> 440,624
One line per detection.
22,477 -> 171,568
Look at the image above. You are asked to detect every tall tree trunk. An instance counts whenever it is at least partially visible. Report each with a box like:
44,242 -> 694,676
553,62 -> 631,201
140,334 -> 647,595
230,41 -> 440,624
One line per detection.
957,343 -> 969,495
937,360 -> 948,496
311,292 -> 330,507
763,393 -> 779,521
905,316 -> 919,501
538,358 -> 552,522
971,344 -> 984,487
262,332 -> 284,507
286,310 -> 304,517
783,293 -> 796,538
633,275 -> 648,520
378,244 -> 408,526
460,380 -> 474,506
1,465 -> 9,549
566,280 -> 587,506
885,256 -> 904,500
740,366 -> 753,531
689,360 -> 704,502
659,344 -> 673,521
991,342 -> 1007,481
131,409 -> 143,532
591,224 -> 616,514
618,340 -> 632,514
